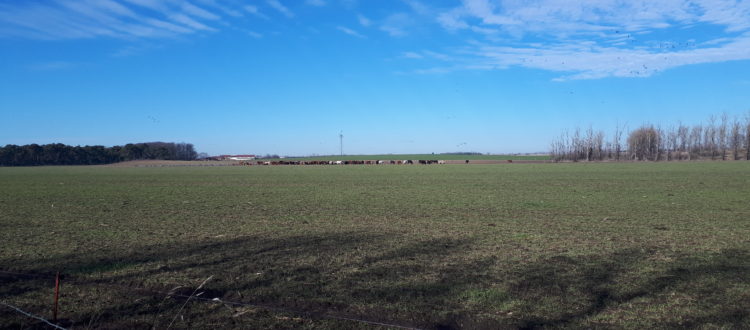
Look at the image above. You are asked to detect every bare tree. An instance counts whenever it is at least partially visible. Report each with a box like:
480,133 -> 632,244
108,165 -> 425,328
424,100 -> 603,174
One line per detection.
690,125 -> 703,160
585,126 -> 594,161
594,130 -> 605,160
705,116 -> 718,160
550,131 -> 566,162
548,111 -> 747,162
719,113 -> 729,160
613,122 -> 624,161
570,127 -> 585,162
666,126 -> 678,161
677,122 -> 689,160
551,130 -> 572,162
730,116 -> 743,160
628,125 -> 660,161
654,126 -> 664,161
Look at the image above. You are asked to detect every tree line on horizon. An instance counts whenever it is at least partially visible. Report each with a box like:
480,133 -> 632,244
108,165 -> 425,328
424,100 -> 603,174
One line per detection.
0,142 -> 197,166
550,112 -> 750,162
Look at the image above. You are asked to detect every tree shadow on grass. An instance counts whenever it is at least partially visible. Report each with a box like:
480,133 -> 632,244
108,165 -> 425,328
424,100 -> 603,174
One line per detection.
2,235 -> 750,329
503,248 -> 750,329
1,232 -> 489,328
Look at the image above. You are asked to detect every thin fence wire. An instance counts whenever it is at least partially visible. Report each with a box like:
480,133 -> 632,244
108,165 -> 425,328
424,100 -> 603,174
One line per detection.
0,269 -> 422,330
0,300 -> 68,330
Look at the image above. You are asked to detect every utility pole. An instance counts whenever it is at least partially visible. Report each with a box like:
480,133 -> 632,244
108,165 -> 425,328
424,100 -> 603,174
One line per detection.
339,131 -> 343,156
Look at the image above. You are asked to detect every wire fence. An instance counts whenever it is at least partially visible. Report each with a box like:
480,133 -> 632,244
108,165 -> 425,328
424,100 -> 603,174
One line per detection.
0,300 -> 68,330
0,269 -> 422,330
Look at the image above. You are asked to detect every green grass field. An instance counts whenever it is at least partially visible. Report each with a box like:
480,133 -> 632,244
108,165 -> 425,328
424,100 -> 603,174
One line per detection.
261,154 -> 550,161
1,162 -> 749,328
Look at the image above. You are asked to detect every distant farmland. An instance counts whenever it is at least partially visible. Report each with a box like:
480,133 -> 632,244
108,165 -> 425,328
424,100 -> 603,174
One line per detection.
263,154 -> 550,161
1,162 -> 749,329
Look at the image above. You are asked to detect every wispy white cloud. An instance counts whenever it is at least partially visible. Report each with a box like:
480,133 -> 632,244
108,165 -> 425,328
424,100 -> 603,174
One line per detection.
28,61 -> 78,71
423,50 -> 452,61
0,0 -> 300,42
414,33 -> 750,80
400,50 -> 453,61
181,2 -> 220,21
227,25 -> 264,39
4,0 -> 749,82
306,0 -> 327,7
193,0 -> 244,17
437,8 -> 469,31
337,26 -> 365,38
169,13 -> 215,31
243,5 -> 270,20
418,0 -> 750,79
339,0 -> 358,9
0,0 -> 240,40
120,0 -> 169,12
442,0 -> 750,36
357,14 -> 371,27
266,0 -> 294,18
380,13 -> 411,37
402,51 -> 423,59
111,42 -> 164,57
413,66 -> 453,74
245,30 -> 263,39
402,0 -> 430,16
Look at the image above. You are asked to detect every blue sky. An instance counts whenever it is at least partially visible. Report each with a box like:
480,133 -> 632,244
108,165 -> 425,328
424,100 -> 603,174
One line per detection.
1,0 -> 749,156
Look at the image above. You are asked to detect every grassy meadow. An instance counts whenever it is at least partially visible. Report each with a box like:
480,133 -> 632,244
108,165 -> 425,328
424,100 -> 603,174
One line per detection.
1,162 -> 749,328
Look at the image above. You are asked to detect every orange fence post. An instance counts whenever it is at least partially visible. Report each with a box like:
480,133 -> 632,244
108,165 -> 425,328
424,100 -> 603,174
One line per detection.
53,272 -> 60,322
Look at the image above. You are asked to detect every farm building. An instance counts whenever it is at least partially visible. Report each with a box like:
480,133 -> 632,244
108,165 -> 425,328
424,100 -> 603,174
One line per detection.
227,155 -> 256,161
209,154 -> 256,161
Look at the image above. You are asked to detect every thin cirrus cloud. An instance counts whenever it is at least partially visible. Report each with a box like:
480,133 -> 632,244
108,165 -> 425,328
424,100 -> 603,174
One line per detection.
357,14 -> 372,27
380,12 -> 411,37
418,0 -> 750,80
467,35 -> 750,81
28,61 -> 78,71
0,0 -> 270,40
306,0 -> 327,7
266,0 -> 294,18
336,26 -> 365,38
2,0 -> 749,81
402,51 -> 423,59
243,5 -> 270,20
180,2 -> 221,21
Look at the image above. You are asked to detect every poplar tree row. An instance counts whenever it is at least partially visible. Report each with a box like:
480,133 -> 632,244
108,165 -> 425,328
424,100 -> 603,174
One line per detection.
550,113 -> 750,162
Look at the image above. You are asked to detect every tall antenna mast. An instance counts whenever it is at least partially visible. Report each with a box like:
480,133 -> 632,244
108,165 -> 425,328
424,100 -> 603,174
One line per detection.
339,131 -> 343,156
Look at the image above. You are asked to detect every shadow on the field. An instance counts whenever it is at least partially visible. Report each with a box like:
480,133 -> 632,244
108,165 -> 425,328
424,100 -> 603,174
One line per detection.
2,234 -> 749,329
1,232 -> 487,328
504,248 -> 750,329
